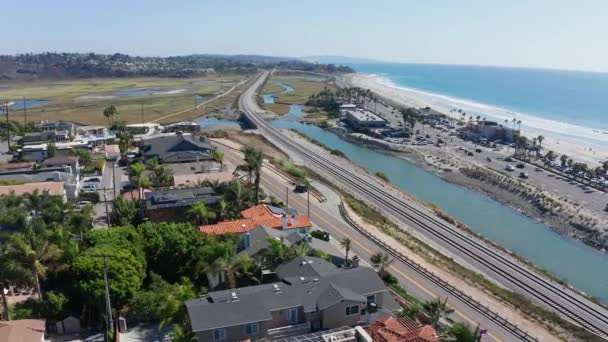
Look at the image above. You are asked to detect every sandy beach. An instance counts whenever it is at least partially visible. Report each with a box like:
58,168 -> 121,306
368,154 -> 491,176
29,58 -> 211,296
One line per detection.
345,73 -> 608,166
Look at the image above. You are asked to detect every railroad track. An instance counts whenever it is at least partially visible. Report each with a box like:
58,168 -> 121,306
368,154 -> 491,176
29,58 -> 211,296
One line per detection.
240,72 -> 608,340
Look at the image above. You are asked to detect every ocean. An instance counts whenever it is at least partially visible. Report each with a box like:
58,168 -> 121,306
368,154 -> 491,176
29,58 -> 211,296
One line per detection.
347,62 -> 608,146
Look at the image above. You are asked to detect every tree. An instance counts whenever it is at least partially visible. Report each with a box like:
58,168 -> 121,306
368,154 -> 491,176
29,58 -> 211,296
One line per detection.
118,131 -> 133,157
46,140 -> 57,158
264,237 -> 297,267
243,147 -> 263,203
213,149 -> 224,171
340,238 -> 352,267
423,297 -> 454,329
129,163 -> 152,201
4,231 -> 62,299
103,105 -> 118,125
111,197 -> 138,226
370,252 -> 393,278
217,198 -> 228,221
560,154 -> 569,168
400,301 -> 423,321
186,202 -> 215,226
449,322 -> 481,342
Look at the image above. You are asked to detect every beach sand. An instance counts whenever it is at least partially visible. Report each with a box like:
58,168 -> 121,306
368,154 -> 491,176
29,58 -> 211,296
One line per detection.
345,74 -> 608,166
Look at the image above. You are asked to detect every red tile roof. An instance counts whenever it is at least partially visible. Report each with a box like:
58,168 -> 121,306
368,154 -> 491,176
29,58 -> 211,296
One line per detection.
0,181 -> 65,197
200,204 -> 312,235
367,316 -> 437,342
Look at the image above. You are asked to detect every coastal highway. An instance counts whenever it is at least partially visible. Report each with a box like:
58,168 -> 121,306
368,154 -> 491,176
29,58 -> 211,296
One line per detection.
239,72 -> 608,340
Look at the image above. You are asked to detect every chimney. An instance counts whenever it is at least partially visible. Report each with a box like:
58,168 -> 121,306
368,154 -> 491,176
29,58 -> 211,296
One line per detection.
290,215 -> 297,227
281,214 -> 288,230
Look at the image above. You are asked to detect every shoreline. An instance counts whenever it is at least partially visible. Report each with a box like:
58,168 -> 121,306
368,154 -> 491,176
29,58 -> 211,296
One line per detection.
345,73 -> 608,166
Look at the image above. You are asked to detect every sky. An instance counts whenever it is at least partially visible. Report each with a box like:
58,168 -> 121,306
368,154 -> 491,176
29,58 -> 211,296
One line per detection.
2,0 -> 608,72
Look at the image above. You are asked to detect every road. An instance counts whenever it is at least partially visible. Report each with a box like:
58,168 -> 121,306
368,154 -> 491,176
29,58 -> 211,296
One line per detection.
239,72 -> 608,340
93,160 -> 128,227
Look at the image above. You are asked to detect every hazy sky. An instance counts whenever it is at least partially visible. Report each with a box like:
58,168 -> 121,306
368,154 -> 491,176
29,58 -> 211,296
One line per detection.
3,0 -> 607,72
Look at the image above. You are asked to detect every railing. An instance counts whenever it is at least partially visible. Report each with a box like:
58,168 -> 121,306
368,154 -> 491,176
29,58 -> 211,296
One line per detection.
267,322 -> 310,339
338,202 -> 538,342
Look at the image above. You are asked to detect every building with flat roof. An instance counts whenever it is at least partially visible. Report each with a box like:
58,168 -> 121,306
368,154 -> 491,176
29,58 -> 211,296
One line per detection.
186,257 -> 399,342
144,187 -> 222,222
344,109 -> 387,130
0,181 -> 66,201
18,141 -> 90,162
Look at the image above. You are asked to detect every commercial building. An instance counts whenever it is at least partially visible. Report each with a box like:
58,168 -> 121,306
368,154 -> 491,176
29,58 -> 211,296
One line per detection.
344,109 -> 387,130
143,187 -> 222,222
186,256 -> 400,341
339,104 -> 357,116
461,121 -> 519,143
140,133 -> 213,163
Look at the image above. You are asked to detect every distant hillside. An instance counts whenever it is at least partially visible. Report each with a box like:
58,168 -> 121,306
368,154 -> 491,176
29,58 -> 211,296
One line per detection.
302,55 -> 383,65
0,52 -> 354,81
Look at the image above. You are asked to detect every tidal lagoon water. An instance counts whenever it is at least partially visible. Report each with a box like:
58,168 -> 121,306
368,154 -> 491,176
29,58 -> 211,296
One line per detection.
261,85 -> 608,302
7,99 -> 51,109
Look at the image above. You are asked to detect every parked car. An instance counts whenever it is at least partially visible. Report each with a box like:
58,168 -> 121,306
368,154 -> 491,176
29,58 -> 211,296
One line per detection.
121,183 -> 138,193
84,177 -> 102,184
505,165 -> 515,171
81,184 -> 98,193
475,148 -> 482,153
516,163 -> 525,169
519,172 -> 529,179
505,157 -> 514,162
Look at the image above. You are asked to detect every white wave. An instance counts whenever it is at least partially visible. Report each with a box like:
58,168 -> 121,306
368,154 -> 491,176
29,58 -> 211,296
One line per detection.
368,74 -> 608,148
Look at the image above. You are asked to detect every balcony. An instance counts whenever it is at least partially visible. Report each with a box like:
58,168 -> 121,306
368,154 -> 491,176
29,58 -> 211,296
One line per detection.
267,322 -> 310,339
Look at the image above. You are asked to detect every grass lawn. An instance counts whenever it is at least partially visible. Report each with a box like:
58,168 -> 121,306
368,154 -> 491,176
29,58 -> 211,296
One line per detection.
261,82 -> 286,94
274,81 -> 334,105
0,75 -> 245,125
264,103 -> 290,115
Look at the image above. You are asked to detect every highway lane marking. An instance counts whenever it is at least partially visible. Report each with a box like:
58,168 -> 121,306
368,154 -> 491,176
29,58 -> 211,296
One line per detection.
258,173 -> 502,342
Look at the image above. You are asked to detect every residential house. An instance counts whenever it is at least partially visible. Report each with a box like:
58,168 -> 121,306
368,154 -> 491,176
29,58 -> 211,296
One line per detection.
0,166 -> 79,199
0,162 -> 34,172
236,225 -> 303,264
274,326 -> 372,342
140,133 -> 213,163
0,319 -> 46,342
42,156 -> 80,175
164,121 -> 201,133
18,141 -> 90,162
126,123 -> 162,139
21,131 -> 58,146
200,204 -> 312,244
40,120 -> 76,134
366,316 -> 437,342
75,125 -> 116,146
0,182 -> 66,202
186,256 -> 400,341
144,187 -> 222,222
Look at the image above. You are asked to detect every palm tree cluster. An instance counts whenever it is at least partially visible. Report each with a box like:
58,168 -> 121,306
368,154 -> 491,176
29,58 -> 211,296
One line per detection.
305,86 -> 379,115
399,107 -> 418,135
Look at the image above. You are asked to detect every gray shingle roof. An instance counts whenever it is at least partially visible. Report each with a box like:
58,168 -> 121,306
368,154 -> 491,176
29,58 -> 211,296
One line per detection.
275,256 -> 339,279
142,134 -> 212,162
186,259 -> 397,332
237,226 -> 302,258
144,187 -> 221,210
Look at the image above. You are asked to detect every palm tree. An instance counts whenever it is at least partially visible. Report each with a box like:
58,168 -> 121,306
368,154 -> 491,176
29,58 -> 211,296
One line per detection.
340,237 -> 352,267
400,301 -> 423,321
129,163 -> 151,201
264,237 -> 296,267
103,105 -> 118,125
560,154 -> 569,168
237,255 -> 260,286
118,131 -> 133,158
212,149 -> 224,171
157,277 -> 196,331
217,198 -> 228,221
186,202 -> 214,226
25,190 -> 43,216
243,147 -> 263,203
545,150 -> 556,166
213,257 -> 240,289
370,252 -> 393,278
4,232 -> 61,299
423,297 -> 454,329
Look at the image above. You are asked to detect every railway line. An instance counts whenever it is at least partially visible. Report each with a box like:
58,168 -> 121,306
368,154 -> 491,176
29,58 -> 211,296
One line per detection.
240,72 -> 608,340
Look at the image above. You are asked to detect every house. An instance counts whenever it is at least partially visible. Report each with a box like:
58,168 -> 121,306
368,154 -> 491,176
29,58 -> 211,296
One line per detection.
0,162 -> 34,171
164,121 -> 201,133
200,204 -> 312,236
367,316 -> 437,342
144,187 -> 222,222
40,120 -> 77,134
0,167 -> 79,199
0,319 -> 46,342
140,133 -> 213,163
344,109 -> 387,130
173,171 -> 234,188
0,182 -> 66,202
42,156 -> 80,175
126,123 -> 162,139
237,225 -> 303,263
274,326 -> 372,342
75,125 -> 116,146
186,257 -> 400,341
18,141 -> 90,162
21,131 -> 57,146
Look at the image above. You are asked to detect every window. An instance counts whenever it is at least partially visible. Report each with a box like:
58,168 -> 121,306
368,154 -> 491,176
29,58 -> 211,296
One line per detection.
245,322 -> 259,336
345,305 -> 359,316
287,307 -> 298,324
366,295 -> 376,304
213,328 -> 226,341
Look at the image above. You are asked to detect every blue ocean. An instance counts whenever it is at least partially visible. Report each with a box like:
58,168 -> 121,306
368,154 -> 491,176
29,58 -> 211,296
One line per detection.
346,63 -> 608,144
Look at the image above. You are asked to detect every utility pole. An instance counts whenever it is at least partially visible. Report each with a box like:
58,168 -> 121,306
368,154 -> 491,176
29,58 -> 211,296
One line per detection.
112,162 -> 117,201
22,96 -> 27,126
5,101 -> 10,151
103,256 -> 113,331
285,186 -> 289,208
103,191 -> 110,227
307,190 -> 310,218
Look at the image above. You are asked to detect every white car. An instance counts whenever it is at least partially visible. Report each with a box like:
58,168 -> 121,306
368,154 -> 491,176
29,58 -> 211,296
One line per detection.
81,184 -> 98,193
